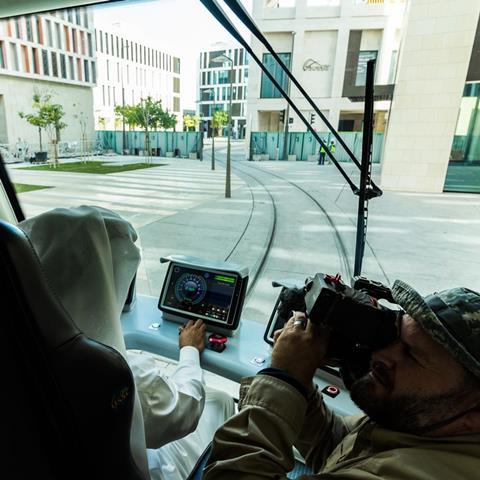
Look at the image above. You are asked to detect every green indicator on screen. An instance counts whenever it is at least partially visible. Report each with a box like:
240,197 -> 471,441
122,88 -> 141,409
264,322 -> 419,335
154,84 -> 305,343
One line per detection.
215,275 -> 235,284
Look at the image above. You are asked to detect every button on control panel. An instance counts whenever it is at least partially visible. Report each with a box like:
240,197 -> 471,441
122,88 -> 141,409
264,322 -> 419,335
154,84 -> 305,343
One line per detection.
321,385 -> 340,398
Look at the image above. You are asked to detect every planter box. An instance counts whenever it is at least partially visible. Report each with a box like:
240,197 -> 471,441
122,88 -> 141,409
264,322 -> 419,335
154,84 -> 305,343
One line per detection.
252,154 -> 262,161
189,152 -> 198,160
308,154 -> 318,162
288,154 -> 297,161
166,151 -> 174,158
32,151 -> 48,163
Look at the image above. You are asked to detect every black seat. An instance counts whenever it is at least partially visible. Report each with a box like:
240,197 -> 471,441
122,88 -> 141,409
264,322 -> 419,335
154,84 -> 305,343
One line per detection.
0,219 -> 148,480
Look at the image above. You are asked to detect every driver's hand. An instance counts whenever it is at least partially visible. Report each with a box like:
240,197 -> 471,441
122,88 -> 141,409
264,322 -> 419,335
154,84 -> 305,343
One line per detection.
179,319 -> 206,353
270,312 -> 329,390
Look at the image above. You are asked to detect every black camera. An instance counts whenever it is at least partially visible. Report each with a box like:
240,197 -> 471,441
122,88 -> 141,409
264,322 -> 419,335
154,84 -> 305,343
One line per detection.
265,273 -> 402,388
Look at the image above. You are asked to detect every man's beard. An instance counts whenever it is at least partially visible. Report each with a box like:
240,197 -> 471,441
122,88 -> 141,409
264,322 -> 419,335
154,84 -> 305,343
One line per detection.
349,374 -> 468,435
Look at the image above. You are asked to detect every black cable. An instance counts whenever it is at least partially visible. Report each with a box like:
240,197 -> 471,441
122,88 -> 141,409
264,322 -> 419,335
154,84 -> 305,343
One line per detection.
0,154 -> 25,222
199,0 -> 360,194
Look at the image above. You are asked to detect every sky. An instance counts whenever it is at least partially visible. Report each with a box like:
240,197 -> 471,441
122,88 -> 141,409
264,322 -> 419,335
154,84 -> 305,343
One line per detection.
93,0 -> 252,110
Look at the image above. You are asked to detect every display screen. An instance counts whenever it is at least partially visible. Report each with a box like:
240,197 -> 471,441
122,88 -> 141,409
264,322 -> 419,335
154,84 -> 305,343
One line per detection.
161,265 -> 239,324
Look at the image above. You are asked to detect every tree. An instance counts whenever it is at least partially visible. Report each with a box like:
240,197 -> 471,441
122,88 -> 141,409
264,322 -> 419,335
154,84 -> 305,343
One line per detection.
183,114 -> 200,132
212,110 -> 229,137
19,91 -> 66,166
18,92 -> 49,153
73,105 -> 89,163
161,110 -> 177,131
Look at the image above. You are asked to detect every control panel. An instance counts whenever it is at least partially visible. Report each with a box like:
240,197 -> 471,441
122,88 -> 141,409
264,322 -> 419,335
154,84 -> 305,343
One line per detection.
158,255 -> 248,332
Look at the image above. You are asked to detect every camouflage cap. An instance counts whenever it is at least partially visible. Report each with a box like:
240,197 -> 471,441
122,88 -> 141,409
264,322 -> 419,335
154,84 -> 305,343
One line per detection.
392,280 -> 480,379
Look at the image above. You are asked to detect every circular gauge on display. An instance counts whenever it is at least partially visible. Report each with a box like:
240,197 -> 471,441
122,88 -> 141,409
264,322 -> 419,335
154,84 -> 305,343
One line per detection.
174,273 -> 207,305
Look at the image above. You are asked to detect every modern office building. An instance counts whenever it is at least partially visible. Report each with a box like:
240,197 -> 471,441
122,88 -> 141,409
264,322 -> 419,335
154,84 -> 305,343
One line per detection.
380,0 -> 480,193
0,8 -> 96,150
197,42 -> 249,139
246,0 -> 406,140
93,24 -> 182,131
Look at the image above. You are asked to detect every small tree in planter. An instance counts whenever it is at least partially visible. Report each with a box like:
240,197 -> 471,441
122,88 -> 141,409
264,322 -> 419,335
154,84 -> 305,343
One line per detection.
161,110 -> 177,155
212,110 -> 228,137
18,92 -> 49,162
183,114 -> 200,132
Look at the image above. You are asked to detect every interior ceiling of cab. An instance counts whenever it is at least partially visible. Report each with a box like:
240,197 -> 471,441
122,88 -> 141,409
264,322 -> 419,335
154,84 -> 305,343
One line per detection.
0,0 -> 122,18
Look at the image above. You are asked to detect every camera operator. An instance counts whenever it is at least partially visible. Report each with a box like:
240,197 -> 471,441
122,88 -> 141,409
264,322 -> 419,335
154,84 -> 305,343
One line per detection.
204,281 -> 480,479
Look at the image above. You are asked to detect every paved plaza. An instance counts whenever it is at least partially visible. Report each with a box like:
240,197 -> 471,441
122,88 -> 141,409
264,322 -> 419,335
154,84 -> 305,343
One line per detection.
7,142 -> 480,324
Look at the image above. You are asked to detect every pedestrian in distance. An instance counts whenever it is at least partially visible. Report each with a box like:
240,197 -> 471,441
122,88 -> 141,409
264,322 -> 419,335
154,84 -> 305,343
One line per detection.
318,142 -> 326,165
327,140 -> 336,165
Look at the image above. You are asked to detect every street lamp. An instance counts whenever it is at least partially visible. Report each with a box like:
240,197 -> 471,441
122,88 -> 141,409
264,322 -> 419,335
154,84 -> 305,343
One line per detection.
203,88 -> 216,170
211,53 -> 233,198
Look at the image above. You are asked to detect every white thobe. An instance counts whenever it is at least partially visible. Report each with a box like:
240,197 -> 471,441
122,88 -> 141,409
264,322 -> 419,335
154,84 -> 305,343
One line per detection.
128,347 -> 235,480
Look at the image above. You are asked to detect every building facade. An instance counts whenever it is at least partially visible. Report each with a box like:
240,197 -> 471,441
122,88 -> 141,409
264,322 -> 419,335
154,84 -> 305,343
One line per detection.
246,0 -> 406,141
0,8 -> 96,152
93,25 -> 182,131
380,0 -> 480,193
197,43 -> 249,139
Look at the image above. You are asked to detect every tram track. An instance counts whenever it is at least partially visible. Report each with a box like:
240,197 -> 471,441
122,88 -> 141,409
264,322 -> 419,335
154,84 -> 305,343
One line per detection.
205,145 -> 351,304
203,149 -> 277,299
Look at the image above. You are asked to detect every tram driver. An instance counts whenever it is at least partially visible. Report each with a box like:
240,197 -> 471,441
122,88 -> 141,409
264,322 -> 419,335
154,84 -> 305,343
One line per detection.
204,282 -> 480,479
19,206 -> 235,480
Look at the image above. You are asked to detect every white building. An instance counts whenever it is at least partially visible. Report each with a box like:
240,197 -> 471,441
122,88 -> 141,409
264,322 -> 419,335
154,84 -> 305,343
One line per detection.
93,25 -> 182,131
197,43 -> 249,139
0,8 -> 96,151
246,0 -> 406,139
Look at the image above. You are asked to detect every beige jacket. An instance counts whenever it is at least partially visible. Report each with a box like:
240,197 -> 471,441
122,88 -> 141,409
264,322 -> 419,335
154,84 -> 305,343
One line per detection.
204,375 -> 480,479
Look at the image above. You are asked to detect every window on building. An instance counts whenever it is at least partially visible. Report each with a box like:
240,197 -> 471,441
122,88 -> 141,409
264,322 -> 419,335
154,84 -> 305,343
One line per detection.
106,59 -> 109,81
388,50 -> 398,84
116,36 -> 119,57
108,86 -> 111,106
244,68 -> 249,79
105,32 -> 109,54
126,40 -> 129,60
173,56 -> 180,74
77,57 -> 82,81
102,85 -> 105,105
72,28 -> 77,53
10,43 -> 18,70
0,42 -> 6,69
54,22 -> 61,48
239,49 -> 244,66
173,97 -> 180,112
126,65 -> 129,83
355,50 -> 378,86
69,55 -> 74,79
60,53 -> 66,78
232,103 -> 241,116
75,9 -> 81,25
83,10 -> 89,28
84,59 -> 89,82
36,17 -> 44,44
68,9 -> 73,24
14,18 -> 21,39
218,69 -> 232,85
26,17 -> 34,42
117,62 -> 120,82
80,31 -> 85,55
260,52 -> 291,98
87,33 -> 93,57
91,61 -> 96,83
110,34 -> 114,56
41,49 -> 49,75
112,86 -> 116,105
173,77 -> 180,94
51,51 -> 58,76
46,19 -> 53,46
